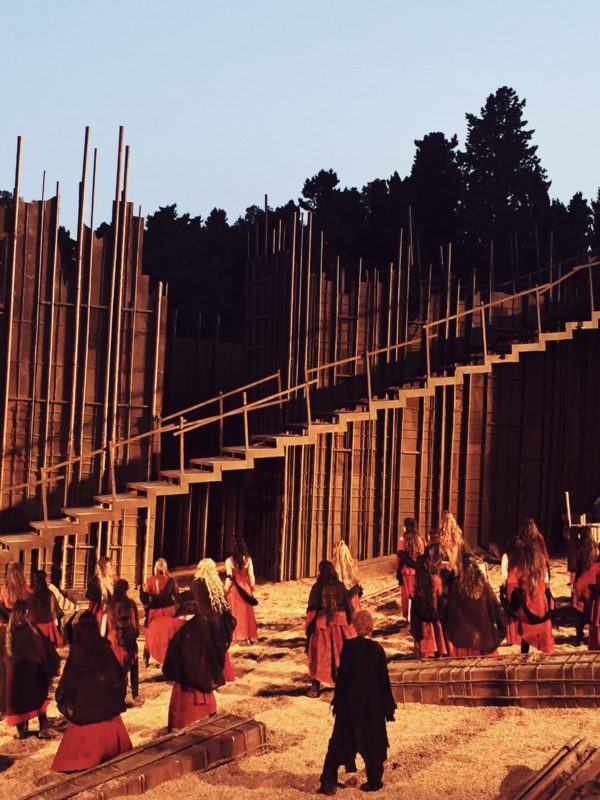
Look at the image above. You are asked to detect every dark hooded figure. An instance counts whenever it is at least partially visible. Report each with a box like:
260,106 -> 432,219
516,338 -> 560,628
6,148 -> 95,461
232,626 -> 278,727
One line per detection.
318,610 -> 396,795
5,599 -> 60,738
51,611 -> 132,771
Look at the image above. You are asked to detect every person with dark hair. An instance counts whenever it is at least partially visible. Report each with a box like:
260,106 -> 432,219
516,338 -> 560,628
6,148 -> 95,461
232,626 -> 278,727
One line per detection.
27,570 -> 62,647
317,610 -> 396,795
85,556 -> 118,626
572,527 -> 600,645
507,542 -> 554,654
225,538 -> 257,644
162,561 -> 235,731
144,589 -> 197,667
1,562 -> 31,611
305,560 -> 355,698
395,521 -> 425,618
51,611 -> 132,771
5,600 -> 59,739
102,580 -> 139,700
409,553 -> 448,658
445,555 -> 507,656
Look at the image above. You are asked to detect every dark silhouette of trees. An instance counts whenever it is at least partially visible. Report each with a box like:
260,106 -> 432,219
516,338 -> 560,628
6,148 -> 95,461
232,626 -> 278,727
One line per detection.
459,86 -> 551,279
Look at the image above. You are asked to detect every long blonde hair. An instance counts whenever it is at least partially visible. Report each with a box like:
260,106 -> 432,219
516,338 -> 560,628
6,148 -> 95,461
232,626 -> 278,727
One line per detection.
332,541 -> 360,591
95,556 -> 114,602
194,558 -> 229,614
439,511 -> 463,568
154,557 -> 169,576
3,562 -> 27,606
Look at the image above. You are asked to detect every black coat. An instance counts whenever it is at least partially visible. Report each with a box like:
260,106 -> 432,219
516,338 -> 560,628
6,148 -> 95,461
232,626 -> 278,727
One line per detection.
6,624 -> 60,716
328,636 -> 396,764
162,611 -> 230,693
55,639 -> 127,725
444,581 -> 507,651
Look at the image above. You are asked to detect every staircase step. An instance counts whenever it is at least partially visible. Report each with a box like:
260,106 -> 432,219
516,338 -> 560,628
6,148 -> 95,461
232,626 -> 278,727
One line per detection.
0,532 -> 44,550
189,456 -> 254,471
126,480 -> 188,497
94,492 -> 153,508
28,518 -> 80,534
251,432 -> 317,445
159,468 -> 223,483
222,444 -> 284,458
62,506 -> 118,523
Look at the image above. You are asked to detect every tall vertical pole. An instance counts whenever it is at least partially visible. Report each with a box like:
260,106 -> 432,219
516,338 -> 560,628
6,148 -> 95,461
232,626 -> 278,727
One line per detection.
0,136 -> 23,492
149,282 -> 163,480
65,126 -> 90,503
315,231 -> 324,384
77,148 -> 98,482
286,213 -> 297,390
98,127 -> 124,491
395,228 -> 403,359
303,212 -> 312,378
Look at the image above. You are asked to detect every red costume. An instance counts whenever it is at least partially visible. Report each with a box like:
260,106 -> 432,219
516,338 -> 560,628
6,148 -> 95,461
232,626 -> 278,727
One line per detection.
507,569 -> 554,654
306,579 -> 355,685
225,556 -> 258,641
410,574 -> 448,658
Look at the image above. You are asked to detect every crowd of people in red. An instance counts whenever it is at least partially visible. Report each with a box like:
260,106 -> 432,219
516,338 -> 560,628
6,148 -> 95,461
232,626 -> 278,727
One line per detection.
0,516 -> 598,794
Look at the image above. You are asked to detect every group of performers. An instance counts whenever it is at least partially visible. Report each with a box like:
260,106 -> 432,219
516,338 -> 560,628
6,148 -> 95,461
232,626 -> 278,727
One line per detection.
0,537 -> 258,775
2,515 -> 600,793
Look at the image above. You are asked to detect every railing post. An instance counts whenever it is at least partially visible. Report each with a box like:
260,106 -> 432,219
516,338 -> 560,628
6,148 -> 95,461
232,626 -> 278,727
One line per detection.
108,441 -> 117,503
218,392 -> 224,453
179,416 -> 186,470
365,353 -> 373,408
589,263 -> 595,316
242,391 -> 250,451
40,467 -> 48,522
535,289 -> 542,339
480,303 -> 487,359
304,382 -> 312,426
277,369 -> 284,428
422,325 -> 431,380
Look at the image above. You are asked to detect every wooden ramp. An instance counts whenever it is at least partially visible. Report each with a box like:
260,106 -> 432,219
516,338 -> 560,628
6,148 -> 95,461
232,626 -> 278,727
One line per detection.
390,652 -> 600,708
21,714 -> 267,800
515,738 -> 600,799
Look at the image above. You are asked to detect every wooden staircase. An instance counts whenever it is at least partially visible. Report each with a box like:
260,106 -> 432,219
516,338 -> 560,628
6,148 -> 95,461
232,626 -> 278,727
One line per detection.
1,258 -> 599,580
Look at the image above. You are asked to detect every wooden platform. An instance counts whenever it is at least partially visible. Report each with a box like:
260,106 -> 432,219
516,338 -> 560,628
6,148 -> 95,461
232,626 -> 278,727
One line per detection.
515,737 -> 600,798
390,652 -> 600,708
21,713 -> 267,800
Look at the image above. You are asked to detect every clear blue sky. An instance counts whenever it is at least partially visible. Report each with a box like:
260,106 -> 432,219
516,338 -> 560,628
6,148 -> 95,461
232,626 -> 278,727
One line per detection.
1,1 -> 599,232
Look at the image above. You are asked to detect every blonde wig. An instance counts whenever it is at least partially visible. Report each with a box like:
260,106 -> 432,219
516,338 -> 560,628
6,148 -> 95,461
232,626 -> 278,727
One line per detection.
154,557 -> 169,576
194,558 -> 230,614
95,556 -> 114,602
332,540 -> 360,591
3,562 -> 28,606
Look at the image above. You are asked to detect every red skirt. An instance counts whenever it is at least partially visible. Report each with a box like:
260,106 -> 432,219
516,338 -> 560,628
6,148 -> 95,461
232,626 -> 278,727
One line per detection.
36,621 -> 62,647
51,716 -> 131,772
306,610 -> 356,685
147,605 -> 176,626
401,569 -> 416,618
145,616 -> 186,665
223,650 -> 235,682
519,616 -> 555,653
418,621 -> 448,658
6,699 -> 49,727
168,683 -> 216,731
506,618 -> 521,646
227,586 -> 258,641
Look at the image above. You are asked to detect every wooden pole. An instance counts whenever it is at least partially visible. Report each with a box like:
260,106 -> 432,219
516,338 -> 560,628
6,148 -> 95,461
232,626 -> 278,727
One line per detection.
353,258 -> 362,376
286,213 -> 297,390
0,136 -> 22,492
148,281 -> 163,480
565,490 -> 572,527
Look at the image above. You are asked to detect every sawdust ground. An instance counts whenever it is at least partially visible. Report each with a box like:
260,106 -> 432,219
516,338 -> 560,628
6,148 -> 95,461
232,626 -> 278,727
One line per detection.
2,558 -> 595,799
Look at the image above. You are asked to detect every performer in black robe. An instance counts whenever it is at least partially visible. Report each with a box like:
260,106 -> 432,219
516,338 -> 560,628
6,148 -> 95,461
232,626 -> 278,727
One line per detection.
317,609 -> 396,795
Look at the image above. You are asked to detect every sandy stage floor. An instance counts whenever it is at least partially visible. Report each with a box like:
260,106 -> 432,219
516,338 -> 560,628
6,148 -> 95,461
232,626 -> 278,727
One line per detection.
1,557 -> 597,799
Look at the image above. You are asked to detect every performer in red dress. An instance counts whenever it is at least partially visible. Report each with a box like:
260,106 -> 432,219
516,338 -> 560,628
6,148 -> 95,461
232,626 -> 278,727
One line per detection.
27,570 -> 62,647
5,600 -> 59,738
52,611 -> 132,771
0,562 -> 31,611
140,558 -> 179,667
333,541 -> 363,613
410,554 -> 448,658
225,539 -> 258,643
102,580 -> 140,700
445,554 -> 506,657
163,559 -> 235,731
571,526 -> 599,645
85,556 -> 118,626
507,543 -> 554,654
395,521 -> 425,618
305,560 -> 355,698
